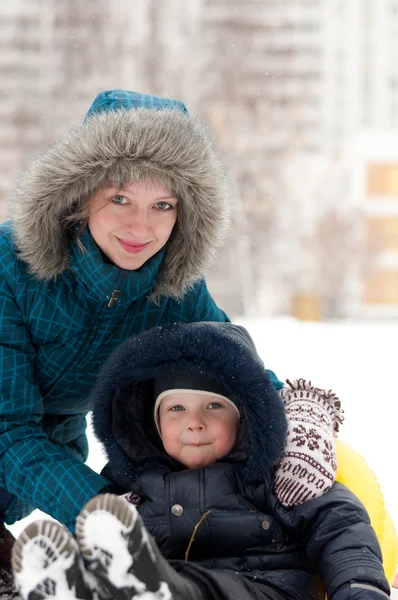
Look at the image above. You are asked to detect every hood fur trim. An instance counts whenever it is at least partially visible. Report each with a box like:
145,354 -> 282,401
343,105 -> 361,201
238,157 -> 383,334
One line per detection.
11,108 -> 230,299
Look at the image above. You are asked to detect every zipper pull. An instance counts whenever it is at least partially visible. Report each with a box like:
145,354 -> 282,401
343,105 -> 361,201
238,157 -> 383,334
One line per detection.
108,290 -> 121,308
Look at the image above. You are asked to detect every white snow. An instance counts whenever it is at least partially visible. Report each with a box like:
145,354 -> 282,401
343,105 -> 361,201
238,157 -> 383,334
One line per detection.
7,318 -> 398,587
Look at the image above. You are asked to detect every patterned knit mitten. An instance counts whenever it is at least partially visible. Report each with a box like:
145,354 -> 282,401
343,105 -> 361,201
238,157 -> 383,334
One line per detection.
274,379 -> 344,507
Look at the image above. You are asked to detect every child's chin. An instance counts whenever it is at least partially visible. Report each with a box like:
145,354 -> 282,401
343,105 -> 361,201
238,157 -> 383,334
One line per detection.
181,456 -> 214,470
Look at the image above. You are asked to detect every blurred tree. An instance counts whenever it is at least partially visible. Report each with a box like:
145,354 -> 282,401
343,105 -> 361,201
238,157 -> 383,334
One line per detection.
199,7 -> 312,316
314,208 -> 377,319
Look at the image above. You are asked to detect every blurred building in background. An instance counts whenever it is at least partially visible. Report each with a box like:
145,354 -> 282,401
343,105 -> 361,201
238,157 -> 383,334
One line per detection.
353,132 -> 398,317
1,0 -> 398,319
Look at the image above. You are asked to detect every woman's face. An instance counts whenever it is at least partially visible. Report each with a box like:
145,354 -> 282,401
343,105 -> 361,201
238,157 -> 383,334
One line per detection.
88,179 -> 178,270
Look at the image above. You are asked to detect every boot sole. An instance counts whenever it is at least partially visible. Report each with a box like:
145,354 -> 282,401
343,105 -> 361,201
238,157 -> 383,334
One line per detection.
12,520 -> 76,575
76,494 -> 138,560
11,520 -> 95,600
76,494 -> 170,600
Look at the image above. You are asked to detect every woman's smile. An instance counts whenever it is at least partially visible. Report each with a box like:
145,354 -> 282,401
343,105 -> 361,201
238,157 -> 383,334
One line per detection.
117,238 -> 151,254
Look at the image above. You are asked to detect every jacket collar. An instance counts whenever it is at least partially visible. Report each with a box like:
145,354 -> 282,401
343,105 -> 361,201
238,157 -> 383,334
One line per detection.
69,226 -> 164,304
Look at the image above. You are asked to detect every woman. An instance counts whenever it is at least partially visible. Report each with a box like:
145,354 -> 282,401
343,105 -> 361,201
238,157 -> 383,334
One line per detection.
0,90 -> 239,542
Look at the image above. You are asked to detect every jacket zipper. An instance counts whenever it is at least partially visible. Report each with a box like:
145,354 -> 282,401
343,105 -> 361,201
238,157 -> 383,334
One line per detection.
108,272 -> 127,308
108,290 -> 121,308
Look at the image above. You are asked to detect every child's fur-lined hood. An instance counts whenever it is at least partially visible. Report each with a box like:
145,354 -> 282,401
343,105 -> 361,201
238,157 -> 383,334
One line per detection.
91,322 -> 288,486
11,90 -> 230,299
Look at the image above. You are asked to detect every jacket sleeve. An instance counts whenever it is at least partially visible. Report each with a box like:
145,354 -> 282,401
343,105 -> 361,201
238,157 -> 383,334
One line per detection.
189,279 -> 230,322
275,482 -> 390,599
0,276 -> 112,531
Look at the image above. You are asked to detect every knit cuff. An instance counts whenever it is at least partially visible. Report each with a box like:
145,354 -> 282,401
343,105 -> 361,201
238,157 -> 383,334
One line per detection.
274,379 -> 344,507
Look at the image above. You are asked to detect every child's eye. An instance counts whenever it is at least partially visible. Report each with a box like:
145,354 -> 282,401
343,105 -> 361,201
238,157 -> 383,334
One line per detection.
208,402 -> 222,409
111,195 -> 128,205
155,201 -> 174,211
169,405 -> 185,412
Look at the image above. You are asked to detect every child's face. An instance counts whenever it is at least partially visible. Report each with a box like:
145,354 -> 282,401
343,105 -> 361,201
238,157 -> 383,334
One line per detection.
158,393 -> 239,469
88,178 -> 178,270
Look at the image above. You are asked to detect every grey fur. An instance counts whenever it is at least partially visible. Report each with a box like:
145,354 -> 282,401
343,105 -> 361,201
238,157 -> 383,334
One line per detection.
11,108 -> 231,300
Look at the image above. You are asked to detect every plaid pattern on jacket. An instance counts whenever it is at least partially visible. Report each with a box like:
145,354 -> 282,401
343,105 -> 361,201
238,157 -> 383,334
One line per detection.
0,222 -> 229,531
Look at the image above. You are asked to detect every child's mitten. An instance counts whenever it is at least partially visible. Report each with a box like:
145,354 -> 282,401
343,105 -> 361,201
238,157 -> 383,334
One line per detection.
274,378 -> 344,507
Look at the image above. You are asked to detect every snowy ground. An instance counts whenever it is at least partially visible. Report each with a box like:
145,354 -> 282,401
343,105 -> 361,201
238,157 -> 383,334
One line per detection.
7,318 -> 398,590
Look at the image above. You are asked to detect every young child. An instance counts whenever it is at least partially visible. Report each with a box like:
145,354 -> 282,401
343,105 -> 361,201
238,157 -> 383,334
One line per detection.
11,323 -> 389,600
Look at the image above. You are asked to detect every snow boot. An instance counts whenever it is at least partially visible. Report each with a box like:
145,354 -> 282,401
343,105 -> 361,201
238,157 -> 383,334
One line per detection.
76,494 -> 204,600
11,519 -> 94,600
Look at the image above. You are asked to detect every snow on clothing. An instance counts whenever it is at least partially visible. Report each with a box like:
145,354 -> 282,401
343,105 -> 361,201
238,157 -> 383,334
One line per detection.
91,322 -> 389,600
0,89 -> 241,532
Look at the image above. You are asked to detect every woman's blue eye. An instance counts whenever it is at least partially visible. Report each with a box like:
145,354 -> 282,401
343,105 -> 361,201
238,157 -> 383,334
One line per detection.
156,201 -> 174,210
111,195 -> 128,204
170,405 -> 185,412
208,402 -> 222,409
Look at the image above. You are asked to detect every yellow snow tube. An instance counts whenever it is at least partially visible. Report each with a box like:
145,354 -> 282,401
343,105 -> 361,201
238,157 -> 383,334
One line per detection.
336,439 -> 398,586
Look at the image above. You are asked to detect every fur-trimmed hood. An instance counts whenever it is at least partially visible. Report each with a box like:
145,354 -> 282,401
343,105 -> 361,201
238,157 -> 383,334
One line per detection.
10,90 -> 230,299
91,322 -> 287,486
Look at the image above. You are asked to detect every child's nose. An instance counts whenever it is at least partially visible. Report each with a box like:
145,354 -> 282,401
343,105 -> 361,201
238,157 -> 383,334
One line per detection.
187,415 -> 205,431
188,423 -> 204,431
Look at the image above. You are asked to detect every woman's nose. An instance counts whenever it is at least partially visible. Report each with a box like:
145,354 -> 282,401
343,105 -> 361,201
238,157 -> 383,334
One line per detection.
124,209 -> 149,234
